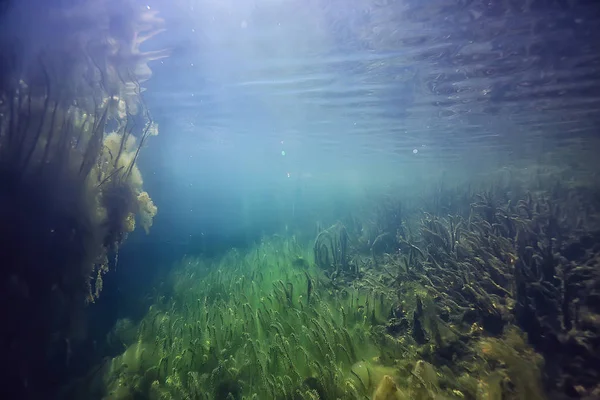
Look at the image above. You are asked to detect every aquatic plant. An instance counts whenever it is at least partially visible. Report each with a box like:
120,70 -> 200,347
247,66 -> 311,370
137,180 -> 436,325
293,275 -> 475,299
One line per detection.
314,222 -> 352,277
381,170 -> 600,397
0,0 -> 164,396
69,163 -> 600,400
311,164 -> 599,399
90,231 -> 540,400
91,236 -> 404,399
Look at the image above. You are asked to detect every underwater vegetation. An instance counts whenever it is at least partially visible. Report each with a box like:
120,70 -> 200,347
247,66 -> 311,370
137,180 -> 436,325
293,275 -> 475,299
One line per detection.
0,1 -> 597,399
368,167 -> 600,398
0,0 -> 165,397
66,163 -> 600,400
74,237 -> 391,399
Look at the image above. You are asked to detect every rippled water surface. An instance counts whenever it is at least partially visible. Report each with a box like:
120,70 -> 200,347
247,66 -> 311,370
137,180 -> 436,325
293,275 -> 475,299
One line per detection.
146,0 -> 600,184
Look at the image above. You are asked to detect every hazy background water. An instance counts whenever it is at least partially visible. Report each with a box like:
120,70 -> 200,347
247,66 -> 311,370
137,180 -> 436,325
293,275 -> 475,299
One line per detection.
130,0 -> 600,254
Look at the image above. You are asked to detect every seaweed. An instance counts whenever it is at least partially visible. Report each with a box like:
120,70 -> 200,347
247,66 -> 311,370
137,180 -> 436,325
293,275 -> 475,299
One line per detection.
0,1 -> 164,397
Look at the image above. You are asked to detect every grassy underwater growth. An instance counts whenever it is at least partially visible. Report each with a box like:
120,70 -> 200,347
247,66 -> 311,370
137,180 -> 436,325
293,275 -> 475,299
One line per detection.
92,236 -> 393,399
87,236 -> 531,400
74,159 -> 600,400
0,0 -> 164,396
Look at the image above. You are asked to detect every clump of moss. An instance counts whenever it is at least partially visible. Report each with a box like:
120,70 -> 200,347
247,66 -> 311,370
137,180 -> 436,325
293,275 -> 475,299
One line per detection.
478,328 -> 544,400
373,375 -> 406,400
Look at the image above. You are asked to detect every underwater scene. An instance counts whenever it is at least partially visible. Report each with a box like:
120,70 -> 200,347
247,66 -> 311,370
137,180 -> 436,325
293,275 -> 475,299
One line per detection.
1,0 -> 600,399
